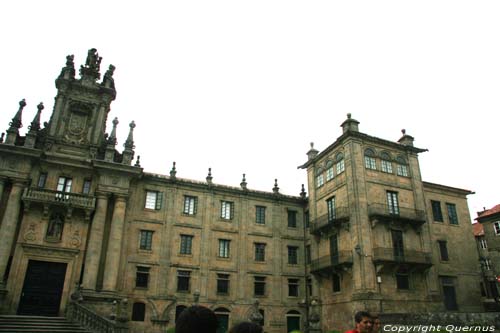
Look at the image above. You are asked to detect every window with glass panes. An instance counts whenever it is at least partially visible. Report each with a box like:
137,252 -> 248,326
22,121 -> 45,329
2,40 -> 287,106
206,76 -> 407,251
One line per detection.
387,191 -> 399,215
180,235 -> 193,255
288,210 -> 297,228
396,156 -> 409,176
254,276 -> 266,296
218,239 -> 230,258
183,195 -> 198,215
305,245 -> 311,264
217,274 -> 230,294
327,197 -> 336,222
37,173 -> 47,188
446,203 -> 459,225
304,211 -> 310,229
139,230 -> 153,250
145,191 -> 162,210
255,243 -> 266,262
82,179 -> 91,194
438,240 -> 449,261
288,279 -> 299,297
336,153 -> 345,174
316,172 -> 324,188
136,266 -> 150,288
221,201 -> 234,220
288,246 -> 298,265
364,149 -> 377,170
480,237 -> 487,249
177,270 -> 190,292
326,161 -> 334,181
380,152 -> 393,173
431,200 -> 443,222
256,206 -> 266,224
56,176 -> 72,200
494,222 -> 500,235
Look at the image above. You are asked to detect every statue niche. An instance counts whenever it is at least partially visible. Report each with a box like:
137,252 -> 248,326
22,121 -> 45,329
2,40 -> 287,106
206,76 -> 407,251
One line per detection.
63,101 -> 92,144
46,212 -> 65,241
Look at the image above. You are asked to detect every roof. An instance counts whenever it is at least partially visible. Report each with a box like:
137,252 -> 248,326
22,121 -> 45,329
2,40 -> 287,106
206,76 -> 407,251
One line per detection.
476,204 -> 500,221
472,223 -> 484,237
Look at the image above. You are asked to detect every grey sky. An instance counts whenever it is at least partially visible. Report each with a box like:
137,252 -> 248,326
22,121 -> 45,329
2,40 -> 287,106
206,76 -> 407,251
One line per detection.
1,1 -> 499,221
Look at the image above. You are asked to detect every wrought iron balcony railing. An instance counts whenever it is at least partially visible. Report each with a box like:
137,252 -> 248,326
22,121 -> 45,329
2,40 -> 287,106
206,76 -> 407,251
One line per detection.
310,250 -> 353,275
372,247 -> 432,265
368,204 -> 426,225
23,187 -> 96,210
310,207 -> 350,235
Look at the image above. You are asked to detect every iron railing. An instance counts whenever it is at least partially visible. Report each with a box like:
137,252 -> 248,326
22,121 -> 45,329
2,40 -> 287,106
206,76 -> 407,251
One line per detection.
310,251 -> 353,273
310,207 -> 350,234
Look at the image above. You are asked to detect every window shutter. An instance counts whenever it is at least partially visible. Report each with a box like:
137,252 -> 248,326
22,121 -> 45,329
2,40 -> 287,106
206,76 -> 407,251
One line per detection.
155,192 -> 163,210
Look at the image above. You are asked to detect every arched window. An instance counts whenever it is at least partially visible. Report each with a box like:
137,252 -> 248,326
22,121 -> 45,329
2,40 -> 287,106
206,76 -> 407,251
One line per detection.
214,308 -> 230,333
364,148 -> 377,170
175,305 -> 187,322
325,160 -> 334,181
335,153 -> 345,174
315,167 -> 324,188
396,156 -> 409,177
380,152 -> 393,174
286,310 -> 301,333
132,302 -> 146,322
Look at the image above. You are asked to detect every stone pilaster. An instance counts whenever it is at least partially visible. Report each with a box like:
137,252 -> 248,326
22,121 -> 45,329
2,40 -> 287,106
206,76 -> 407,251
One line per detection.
102,196 -> 127,291
0,178 -> 5,204
82,193 -> 109,290
0,181 -> 24,285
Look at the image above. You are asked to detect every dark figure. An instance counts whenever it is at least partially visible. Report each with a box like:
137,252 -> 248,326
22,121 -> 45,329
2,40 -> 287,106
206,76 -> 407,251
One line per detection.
344,311 -> 373,333
229,321 -> 263,333
371,315 -> 381,333
175,305 -> 218,333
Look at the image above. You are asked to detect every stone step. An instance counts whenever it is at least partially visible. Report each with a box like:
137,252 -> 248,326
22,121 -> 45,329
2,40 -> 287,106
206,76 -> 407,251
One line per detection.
0,315 -> 91,333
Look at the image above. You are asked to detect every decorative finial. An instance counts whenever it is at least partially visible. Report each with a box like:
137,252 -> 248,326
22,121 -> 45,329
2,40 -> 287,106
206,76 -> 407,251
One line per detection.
0,133 -> 4,143
300,184 -> 307,199
59,55 -> 75,79
401,129 -> 406,135
170,162 -> 177,179
9,99 -> 26,129
80,48 -> 102,81
134,155 -> 141,167
240,173 -> 248,190
273,179 -> 280,194
310,142 -> 314,149
28,102 -> 44,132
347,113 -> 351,119
206,168 -> 213,184
108,117 -> 119,145
124,120 -> 135,149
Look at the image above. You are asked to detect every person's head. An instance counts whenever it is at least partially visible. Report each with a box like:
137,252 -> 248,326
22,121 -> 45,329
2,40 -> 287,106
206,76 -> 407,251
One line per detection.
354,311 -> 373,333
371,315 -> 381,333
229,321 -> 263,333
176,305 -> 218,333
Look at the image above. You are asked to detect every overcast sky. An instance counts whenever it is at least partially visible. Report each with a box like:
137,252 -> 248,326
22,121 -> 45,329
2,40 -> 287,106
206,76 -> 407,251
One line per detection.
1,1 -> 498,221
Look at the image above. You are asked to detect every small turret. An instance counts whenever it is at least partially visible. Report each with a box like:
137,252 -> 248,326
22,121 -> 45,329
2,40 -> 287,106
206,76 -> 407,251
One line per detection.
307,142 -> 319,161
24,102 -> 44,148
122,121 -> 136,165
398,129 -> 414,147
5,99 -> 26,145
105,117 -> 119,162
341,113 -> 360,133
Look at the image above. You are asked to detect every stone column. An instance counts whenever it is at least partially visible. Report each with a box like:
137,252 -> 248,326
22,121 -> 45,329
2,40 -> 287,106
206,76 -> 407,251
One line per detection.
102,196 -> 127,292
0,178 -> 6,204
82,193 -> 109,290
0,181 -> 24,285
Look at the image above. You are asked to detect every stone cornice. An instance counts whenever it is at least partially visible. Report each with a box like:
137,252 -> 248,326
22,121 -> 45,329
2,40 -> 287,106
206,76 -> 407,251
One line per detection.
422,181 -> 475,196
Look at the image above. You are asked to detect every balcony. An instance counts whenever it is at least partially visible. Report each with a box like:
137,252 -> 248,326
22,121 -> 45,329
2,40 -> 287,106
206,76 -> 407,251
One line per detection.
23,187 -> 96,211
310,207 -> 350,236
310,251 -> 353,276
372,247 -> 432,271
368,204 -> 426,228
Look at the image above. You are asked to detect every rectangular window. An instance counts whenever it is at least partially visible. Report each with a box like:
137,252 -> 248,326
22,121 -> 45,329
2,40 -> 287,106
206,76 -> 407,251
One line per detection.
494,222 -> 500,236
332,273 -> 341,292
255,243 -> 266,262
37,173 -> 47,188
336,160 -> 345,174
316,174 -> 324,188
484,259 -> 492,270
307,278 -> 312,297
56,176 -> 72,200
480,238 -> 488,249
330,235 -> 339,264
392,230 -> 404,261
327,197 -> 336,222
217,273 -> 230,295
256,206 -> 266,224
387,191 -> 399,215
305,245 -> 311,264
381,160 -> 393,173
254,276 -> 266,296
396,271 -> 410,290
136,266 -> 150,288
446,203 -> 459,225
139,230 -> 153,250
288,278 -> 299,297
145,191 -> 163,210
177,270 -> 191,292
180,235 -> 193,255
288,246 -> 298,265
218,239 -> 231,258
304,211 -> 310,229
326,167 -> 334,181
183,195 -> 198,215
221,201 -> 234,220
365,156 -> 377,170
288,210 -> 297,228
438,240 -> 449,261
431,200 -> 443,222
397,164 -> 409,177
82,179 -> 91,194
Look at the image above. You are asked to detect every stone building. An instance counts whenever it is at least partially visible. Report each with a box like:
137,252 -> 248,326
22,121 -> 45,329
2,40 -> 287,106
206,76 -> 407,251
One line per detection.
475,205 -> 500,310
0,50 -> 483,333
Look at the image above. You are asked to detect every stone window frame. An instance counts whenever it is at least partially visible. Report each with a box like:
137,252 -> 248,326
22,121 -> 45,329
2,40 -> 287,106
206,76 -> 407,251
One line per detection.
335,152 -> 345,174
254,242 -> 266,262
332,273 -> 341,293
438,240 -> 449,261
144,190 -> 163,210
380,151 -> 393,174
446,203 -> 459,225
216,273 -> 230,295
315,167 -> 324,188
135,266 -> 150,289
82,179 -> 92,194
256,205 -> 266,224
325,160 -> 335,181
131,302 -> 146,321
139,230 -> 154,251
287,245 -> 299,265
183,195 -> 198,216
37,172 -> 48,188
218,239 -> 231,258
431,200 -> 444,222
287,209 -> 298,228
288,278 -> 300,297
220,200 -> 234,220
364,148 -> 377,170
493,221 -> 500,236
177,270 -> 191,292
180,234 -> 193,255
254,276 -> 266,297
396,156 -> 409,177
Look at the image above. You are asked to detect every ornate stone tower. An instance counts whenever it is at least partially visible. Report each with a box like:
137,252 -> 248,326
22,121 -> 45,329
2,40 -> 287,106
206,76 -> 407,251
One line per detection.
46,49 -> 117,159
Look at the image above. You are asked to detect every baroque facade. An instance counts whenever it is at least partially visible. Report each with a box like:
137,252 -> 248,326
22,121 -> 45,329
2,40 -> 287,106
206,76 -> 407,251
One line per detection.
0,50 -> 483,333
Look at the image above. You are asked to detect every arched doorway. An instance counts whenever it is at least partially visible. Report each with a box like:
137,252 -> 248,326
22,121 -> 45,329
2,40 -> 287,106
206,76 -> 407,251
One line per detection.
214,307 -> 230,333
286,310 -> 301,333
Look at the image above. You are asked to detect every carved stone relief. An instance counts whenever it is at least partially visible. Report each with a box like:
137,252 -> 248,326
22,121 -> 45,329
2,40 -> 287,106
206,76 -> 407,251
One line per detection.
23,223 -> 37,242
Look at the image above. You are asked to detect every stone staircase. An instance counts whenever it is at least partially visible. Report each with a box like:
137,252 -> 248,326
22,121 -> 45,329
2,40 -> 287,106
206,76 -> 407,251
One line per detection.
0,315 -> 92,333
